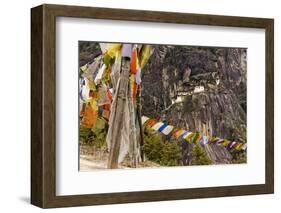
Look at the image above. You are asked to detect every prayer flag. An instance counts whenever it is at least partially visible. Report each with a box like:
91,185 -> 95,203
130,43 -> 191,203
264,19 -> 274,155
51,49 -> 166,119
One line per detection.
80,64 -> 88,72
94,64 -> 106,85
241,143 -> 247,150
161,125 -> 174,135
139,45 -> 153,69
130,48 -> 137,74
158,123 -> 168,132
122,44 -> 133,59
81,104 -> 97,128
106,43 -> 122,58
135,68 -> 142,85
152,122 -> 164,131
181,131 -> 189,139
174,130 -> 186,139
141,116 -> 150,125
185,132 -> 195,141
144,119 -> 158,127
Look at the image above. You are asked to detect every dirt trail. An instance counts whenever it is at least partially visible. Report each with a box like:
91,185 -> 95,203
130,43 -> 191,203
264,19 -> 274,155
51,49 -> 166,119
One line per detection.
79,145 -> 160,171
80,155 -> 108,170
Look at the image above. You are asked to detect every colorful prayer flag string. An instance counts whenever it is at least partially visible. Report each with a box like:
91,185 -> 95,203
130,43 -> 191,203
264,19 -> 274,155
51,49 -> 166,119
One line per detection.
141,116 -> 247,151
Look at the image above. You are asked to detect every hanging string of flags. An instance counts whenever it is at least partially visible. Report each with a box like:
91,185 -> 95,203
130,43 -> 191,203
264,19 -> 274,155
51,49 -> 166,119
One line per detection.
141,116 -> 247,152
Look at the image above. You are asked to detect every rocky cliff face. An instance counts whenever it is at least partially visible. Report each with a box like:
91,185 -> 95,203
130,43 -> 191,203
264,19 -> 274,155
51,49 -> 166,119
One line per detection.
141,46 -> 247,142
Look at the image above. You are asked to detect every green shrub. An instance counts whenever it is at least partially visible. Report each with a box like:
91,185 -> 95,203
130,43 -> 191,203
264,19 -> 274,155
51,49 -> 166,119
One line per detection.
91,118 -> 107,149
161,142 -> 182,166
79,117 -> 107,149
231,150 -> 247,164
143,128 -> 181,166
191,144 -> 212,165
79,127 -> 92,144
143,129 -> 164,164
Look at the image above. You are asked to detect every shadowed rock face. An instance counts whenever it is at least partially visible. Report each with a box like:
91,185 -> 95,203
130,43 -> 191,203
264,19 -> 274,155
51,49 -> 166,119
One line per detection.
141,46 -> 247,142
79,42 -> 102,67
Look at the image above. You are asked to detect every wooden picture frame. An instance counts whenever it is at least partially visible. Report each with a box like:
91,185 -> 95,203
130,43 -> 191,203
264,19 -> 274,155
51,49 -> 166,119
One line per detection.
31,4 -> 274,208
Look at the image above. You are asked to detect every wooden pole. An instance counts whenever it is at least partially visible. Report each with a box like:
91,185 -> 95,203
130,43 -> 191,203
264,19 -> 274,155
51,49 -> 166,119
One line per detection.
136,87 -> 145,162
107,58 -> 131,169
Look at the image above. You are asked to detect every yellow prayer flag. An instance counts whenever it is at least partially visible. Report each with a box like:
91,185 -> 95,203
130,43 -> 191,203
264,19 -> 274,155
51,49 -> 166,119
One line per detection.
80,64 -> 88,72
87,79 -> 97,91
235,143 -> 243,151
106,43 -> 122,58
139,45 -> 153,69
185,132 -> 195,140
89,98 -> 98,111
